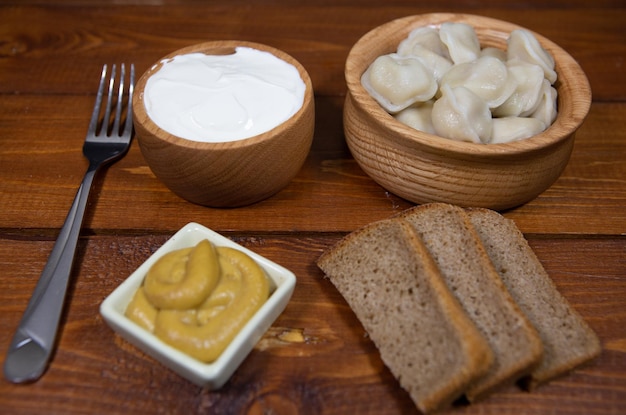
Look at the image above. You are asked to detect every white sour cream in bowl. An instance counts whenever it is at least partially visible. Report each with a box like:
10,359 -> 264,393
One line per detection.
144,47 -> 306,142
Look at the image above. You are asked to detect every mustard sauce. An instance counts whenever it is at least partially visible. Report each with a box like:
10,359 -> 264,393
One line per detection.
125,285 -> 157,332
124,240 -> 270,362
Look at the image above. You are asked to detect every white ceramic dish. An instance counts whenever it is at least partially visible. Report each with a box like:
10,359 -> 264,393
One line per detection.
100,222 -> 296,388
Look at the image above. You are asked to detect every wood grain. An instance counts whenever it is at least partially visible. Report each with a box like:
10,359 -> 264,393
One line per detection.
0,1 -> 624,414
0,97 -> 624,235
0,235 -> 624,414
0,6 -> 625,99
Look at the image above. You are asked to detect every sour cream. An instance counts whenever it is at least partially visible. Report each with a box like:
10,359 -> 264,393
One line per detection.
144,47 -> 306,142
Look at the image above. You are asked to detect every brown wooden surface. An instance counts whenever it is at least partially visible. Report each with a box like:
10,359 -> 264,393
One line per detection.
0,1 -> 624,414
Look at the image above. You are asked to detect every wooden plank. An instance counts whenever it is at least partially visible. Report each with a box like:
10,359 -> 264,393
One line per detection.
5,0 -> 626,7
0,234 -> 624,414
0,6 -> 624,100
1,95 -> 624,235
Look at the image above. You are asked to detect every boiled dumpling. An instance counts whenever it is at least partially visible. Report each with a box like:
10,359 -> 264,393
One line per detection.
432,85 -> 493,143
397,26 -> 453,82
361,53 -> 438,113
481,47 -> 507,61
530,79 -> 558,126
440,56 -> 517,108
491,116 -> 546,143
493,59 -> 545,117
362,23 -> 558,145
403,45 -> 453,82
394,101 -> 436,134
507,29 -> 557,83
398,26 -> 451,59
439,22 -> 481,64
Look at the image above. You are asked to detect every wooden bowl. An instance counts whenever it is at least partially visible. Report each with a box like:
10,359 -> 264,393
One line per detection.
344,13 -> 591,210
133,41 -> 315,208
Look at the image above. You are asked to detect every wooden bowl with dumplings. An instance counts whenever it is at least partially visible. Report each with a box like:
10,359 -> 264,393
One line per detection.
344,13 -> 591,210
133,40 -> 315,208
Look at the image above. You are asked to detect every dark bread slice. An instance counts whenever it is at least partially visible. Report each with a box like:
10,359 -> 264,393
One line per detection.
317,219 -> 493,413
465,207 -> 602,389
400,203 -> 543,401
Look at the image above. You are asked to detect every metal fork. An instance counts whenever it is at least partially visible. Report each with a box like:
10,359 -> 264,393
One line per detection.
4,64 -> 135,383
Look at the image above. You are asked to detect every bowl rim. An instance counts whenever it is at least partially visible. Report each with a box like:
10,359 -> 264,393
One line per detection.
133,40 -> 314,150
345,13 -> 592,156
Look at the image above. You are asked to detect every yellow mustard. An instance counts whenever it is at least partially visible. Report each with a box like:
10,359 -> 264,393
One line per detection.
124,240 -> 270,363
125,285 -> 157,332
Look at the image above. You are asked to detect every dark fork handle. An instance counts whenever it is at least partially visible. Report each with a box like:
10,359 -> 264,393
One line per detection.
3,165 -> 97,383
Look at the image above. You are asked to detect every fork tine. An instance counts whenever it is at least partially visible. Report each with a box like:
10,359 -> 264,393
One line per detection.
102,64 -> 117,136
112,63 -> 125,135
87,65 -> 108,134
123,64 -> 135,135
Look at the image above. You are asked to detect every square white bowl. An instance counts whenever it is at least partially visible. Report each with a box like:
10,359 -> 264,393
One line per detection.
100,222 -> 296,389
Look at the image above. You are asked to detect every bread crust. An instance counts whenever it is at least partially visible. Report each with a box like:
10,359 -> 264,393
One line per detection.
465,207 -> 602,389
318,219 -> 493,413
400,203 -> 544,401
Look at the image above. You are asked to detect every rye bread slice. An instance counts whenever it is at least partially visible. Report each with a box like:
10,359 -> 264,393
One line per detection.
465,207 -> 602,389
317,219 -> 493,413
400,203 -> 543,401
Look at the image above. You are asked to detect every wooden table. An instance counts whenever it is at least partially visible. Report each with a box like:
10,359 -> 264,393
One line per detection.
1,1 -> 624,414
